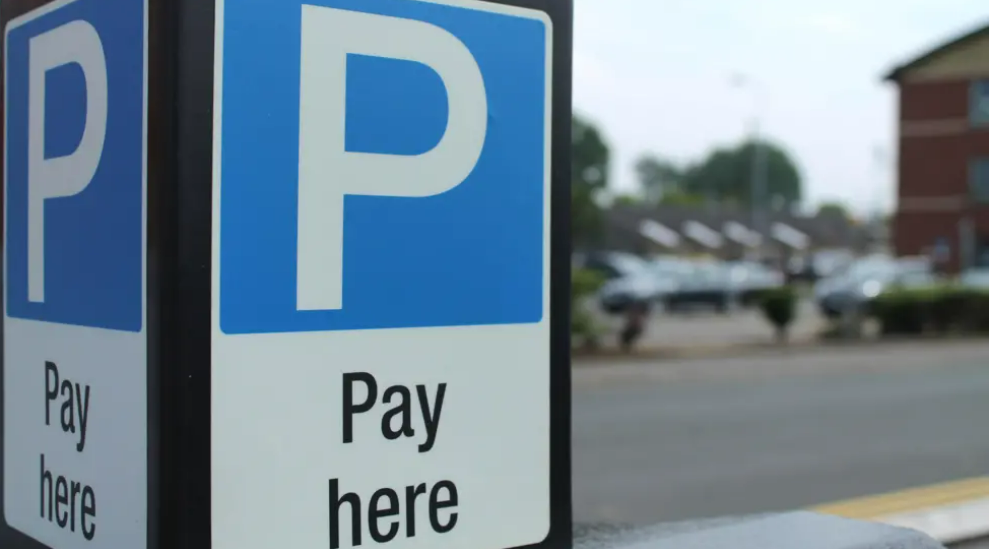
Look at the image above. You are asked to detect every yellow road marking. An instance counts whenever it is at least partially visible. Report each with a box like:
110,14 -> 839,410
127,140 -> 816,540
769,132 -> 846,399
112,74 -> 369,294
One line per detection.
811,477 -> 989,519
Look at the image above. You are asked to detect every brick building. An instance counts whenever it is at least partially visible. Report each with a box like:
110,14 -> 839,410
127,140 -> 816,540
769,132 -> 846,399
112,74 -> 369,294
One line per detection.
886,20 -> 989,273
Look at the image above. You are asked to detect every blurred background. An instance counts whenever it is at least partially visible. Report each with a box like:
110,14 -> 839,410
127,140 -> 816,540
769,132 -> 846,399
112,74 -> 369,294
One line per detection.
567,2 -> 989,546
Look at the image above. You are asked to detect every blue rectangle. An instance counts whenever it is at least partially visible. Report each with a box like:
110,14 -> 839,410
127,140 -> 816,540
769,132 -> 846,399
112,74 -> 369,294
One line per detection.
219,0 -> 549,334
4,0 -> 146,332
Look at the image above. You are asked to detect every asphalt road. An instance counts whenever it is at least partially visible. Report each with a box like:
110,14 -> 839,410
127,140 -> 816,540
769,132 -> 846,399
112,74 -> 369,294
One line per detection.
573,341 -> 989,525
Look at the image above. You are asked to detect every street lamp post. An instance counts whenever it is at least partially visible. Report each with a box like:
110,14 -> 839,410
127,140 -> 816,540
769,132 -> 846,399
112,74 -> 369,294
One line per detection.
869,145 -> 888,255
750,117 -> 768,241
731,74 -> 769,257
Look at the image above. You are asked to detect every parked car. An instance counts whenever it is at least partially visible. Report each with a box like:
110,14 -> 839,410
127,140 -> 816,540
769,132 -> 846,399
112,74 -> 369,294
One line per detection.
726,261 -> 786,305
815,256 -> 934,319
959,268 -> 989,290
598,272 -> 676,314
579,251 -> 643,280
646,256 -> 694,299
649,256 -> 696,280
665,262 -> 729,312
787,249 -> 854,283
664,260 -> 785,313
578,252 -> 675,314
813,255 -> 887,304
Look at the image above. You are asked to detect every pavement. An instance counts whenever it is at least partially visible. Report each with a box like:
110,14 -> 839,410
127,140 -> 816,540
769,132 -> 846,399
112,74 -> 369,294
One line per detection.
584,297 -> 826,353
572,341 -> 989,531
812,477 -> 989,544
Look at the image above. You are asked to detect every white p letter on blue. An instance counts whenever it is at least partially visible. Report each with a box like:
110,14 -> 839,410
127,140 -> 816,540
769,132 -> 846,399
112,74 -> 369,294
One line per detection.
296,5 -> 488,311
27,20 -> 107,303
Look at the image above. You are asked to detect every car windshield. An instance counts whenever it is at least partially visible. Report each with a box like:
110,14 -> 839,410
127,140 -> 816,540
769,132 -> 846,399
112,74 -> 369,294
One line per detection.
692,262 -> 727,282
650,258 -> 695,278
813,250 -> 849,270
732,261 -> 770,273
843,257 -> 896,281
608,253 -> 650,277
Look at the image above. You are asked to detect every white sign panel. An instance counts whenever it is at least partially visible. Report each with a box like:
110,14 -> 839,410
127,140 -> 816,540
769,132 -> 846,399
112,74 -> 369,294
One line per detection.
211,0 -> 552,549
3,0 -> 148,548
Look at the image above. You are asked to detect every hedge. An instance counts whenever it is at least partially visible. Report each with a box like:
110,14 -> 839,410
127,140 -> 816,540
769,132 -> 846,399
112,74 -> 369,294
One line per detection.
870,285 -> 989,337
758,286 -> 798,342
571,269 -> 605,343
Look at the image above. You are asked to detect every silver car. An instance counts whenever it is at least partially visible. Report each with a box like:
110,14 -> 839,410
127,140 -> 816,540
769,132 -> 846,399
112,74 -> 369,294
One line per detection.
816,256 -> 935,318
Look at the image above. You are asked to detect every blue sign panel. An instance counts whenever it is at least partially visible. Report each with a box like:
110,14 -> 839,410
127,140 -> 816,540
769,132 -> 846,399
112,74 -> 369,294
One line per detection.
5,0 -> 146,332
218,0 -> 549,334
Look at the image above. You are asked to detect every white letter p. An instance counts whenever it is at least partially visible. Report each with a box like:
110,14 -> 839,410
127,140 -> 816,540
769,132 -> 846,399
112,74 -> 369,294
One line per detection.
296,5 -> 488,311
27,20 -> 108,303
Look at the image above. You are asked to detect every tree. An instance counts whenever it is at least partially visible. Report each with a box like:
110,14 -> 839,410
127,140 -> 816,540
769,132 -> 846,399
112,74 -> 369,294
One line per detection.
634,155 -> 682,204
571,114 -> 610,248
680,139 -> 803,208
613,193 -> 645,207
657,189 -> 706,207
816,201 -> 851,221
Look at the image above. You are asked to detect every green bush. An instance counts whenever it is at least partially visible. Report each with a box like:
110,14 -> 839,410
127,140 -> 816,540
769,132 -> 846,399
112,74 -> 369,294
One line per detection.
872,288 -> 934,335
571,268 -> 605,345
972,304 -> 989,333
955,289 -> 989,333
572,268 -> 605,300
872,285 -> 989,337
759,286 -> 798,342
927,288 -> 969,333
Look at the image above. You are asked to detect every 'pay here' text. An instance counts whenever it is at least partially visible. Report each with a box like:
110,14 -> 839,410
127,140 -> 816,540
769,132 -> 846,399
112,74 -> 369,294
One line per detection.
329,372 -> 460,549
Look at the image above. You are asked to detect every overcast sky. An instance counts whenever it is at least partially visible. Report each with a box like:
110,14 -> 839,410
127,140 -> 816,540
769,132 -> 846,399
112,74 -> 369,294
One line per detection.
572,1 -> 988,215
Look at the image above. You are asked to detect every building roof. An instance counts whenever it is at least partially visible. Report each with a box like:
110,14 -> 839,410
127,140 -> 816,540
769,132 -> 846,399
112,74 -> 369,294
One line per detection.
884,20 -> 989,82
600,203 -> 877,255
638,219 -> 680,248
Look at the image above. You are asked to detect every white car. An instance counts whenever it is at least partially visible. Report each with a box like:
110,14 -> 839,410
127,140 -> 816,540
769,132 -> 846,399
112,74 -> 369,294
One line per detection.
585,252 -> 678,314
960,268 -> 989,289
815,256 -> 935,318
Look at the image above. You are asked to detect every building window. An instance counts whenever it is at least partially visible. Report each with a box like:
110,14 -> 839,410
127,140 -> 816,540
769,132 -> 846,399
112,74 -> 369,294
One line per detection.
977,236 -> 989,268
972,158 -> 989,202
972,79 -> 989,127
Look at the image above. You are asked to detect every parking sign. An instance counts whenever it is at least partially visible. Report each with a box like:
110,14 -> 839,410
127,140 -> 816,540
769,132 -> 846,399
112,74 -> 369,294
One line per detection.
2,0 -> 148,548
218,0 -> 549,335
212,1 -> 565,549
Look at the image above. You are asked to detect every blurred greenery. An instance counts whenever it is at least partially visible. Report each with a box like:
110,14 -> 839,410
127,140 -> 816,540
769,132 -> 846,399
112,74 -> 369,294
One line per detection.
572,114 -> 610,250
758,286 -> 798,342
816,201 -> 852,221
633,140 -> 804,208
682,140 -> 803,208
569,116 -> 816,347
572,268 -> 606,299
571,268 -> 606,345
635,155 -> 683,204
871,286 -> 989,336
656,189 -> 708,208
